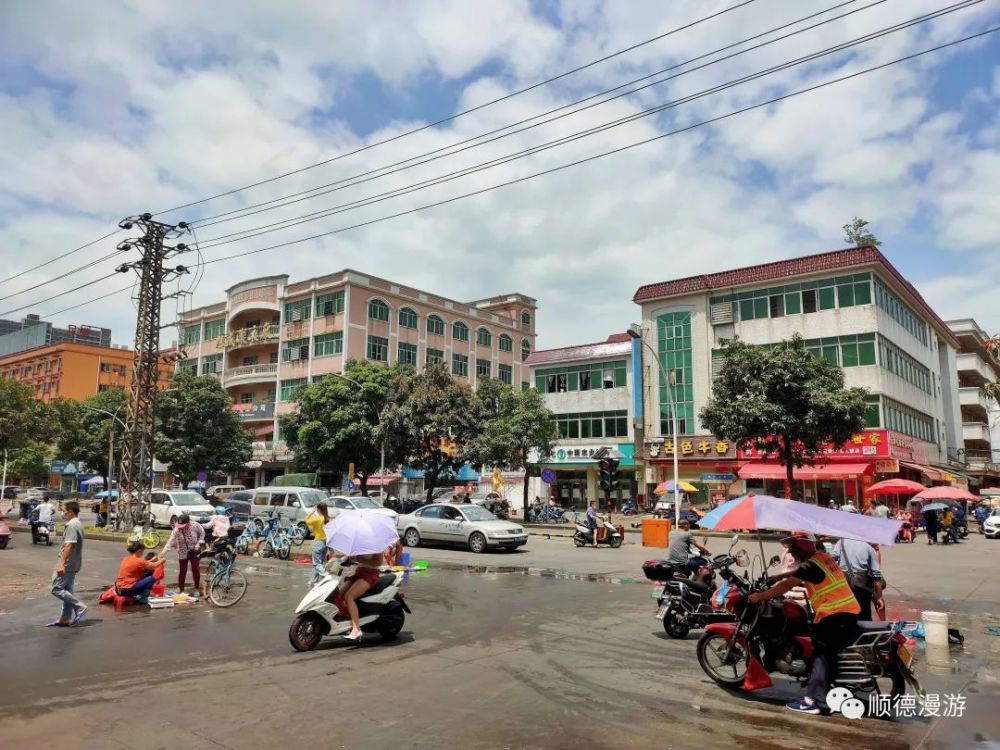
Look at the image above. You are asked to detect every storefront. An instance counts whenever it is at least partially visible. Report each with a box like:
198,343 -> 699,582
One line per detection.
535,443 -> 638,510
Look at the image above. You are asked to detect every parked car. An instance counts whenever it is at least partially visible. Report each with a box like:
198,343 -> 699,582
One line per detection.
149,490 -> 217,528
397,503 -> 527,553
222,491 -> 253,525
248,486 -> 328,533
329,495 -> 398,521
0,486 -> 20,500
207,484 -> 246,502
984,508 -> 1000,539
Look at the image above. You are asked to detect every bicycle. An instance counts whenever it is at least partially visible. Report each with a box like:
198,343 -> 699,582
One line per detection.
256,511 -> 290,560
126,521 -> 161,549
234,523 -> 257,555
204,538 -> 248,607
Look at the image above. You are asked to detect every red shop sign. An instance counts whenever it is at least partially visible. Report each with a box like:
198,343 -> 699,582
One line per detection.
738,429 -> 890,460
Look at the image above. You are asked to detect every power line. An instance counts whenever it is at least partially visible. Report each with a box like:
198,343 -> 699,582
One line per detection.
0,272 -> 121,318
192,0 -> 876,230
45,284 -> 134,318
193,0 -> 981,251
0,228 -> 122,287
0,247 -> 125,303
189,26 -> 999,269
151,0 -> 761,216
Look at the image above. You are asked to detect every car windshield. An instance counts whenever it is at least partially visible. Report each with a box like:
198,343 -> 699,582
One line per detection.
352,498 -> 379,509
298,490 -> 326,508
460,506 -> 497,522
170,492 -> 208,506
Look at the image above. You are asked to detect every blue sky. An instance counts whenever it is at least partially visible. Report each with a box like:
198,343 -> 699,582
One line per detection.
0,0 -> 997,348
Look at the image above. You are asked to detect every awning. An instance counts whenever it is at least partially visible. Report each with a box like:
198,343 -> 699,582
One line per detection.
353,475 -> 401,487
255,425 -> 274,437
738,462 -> 872,481
900,462 -> 942,482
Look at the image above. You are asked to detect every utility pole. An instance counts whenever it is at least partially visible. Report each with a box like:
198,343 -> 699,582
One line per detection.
114,213 -> 190,528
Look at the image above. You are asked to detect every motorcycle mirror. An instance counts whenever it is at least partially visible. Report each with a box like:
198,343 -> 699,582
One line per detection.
731,534 -> 739,546
768,555 -> 781,568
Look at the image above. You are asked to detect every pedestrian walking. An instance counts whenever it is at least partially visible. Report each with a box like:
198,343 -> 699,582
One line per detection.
165,514 -> 205,594
873,501 -> 890,519
831,537 -> 883,621
48,500 -> 86,627
923,507 -> 938,545
304,502 -> 329,585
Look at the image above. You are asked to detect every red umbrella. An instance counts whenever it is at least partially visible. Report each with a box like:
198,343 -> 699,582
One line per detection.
913,486 -> 977,502
865,478 -> 925,495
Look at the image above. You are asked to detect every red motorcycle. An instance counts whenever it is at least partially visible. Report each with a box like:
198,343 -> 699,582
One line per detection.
696,558 -> 923,707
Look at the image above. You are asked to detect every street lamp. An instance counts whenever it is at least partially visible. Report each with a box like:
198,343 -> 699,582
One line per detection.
628,324 -> 681,527
325,372 -> 389,494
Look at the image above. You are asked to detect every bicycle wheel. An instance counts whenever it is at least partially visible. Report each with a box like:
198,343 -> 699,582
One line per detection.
289,526 -> 306,547
142,530 -> 160,549
276,541 -> 290,560
209,569 -> 248,607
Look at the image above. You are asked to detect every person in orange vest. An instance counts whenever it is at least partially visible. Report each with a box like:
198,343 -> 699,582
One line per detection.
749,535 -> 861,715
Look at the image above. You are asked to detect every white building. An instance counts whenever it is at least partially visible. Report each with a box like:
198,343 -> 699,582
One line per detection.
525,333 -> 643,508
631,246 -> 965,506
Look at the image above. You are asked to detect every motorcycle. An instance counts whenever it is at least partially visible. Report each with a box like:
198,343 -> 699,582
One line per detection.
30,519 -> 53,546
643,537 -> 748,638
894,520 -> 914,544
696,555 -> 924,711
622,501 -> 639,516
288,558 -> 411,652
573,516 -> 623,548
0,514 -> 10,549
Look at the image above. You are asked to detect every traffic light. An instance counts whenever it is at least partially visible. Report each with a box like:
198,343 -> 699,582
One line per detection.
598,458 -> 621,493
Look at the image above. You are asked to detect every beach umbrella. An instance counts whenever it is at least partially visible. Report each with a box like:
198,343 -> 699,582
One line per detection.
865,479 -> 925,495
654,480 -> 698,495
324,510 -> 398,556
913,486 -> 977,502
920,502 -> 950,512
697,494 -> 902,545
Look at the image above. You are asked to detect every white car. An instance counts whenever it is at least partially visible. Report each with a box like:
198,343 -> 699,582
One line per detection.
984,509 -> 1000,539
397,503 -> 527,554
329,495 -> 398,521
149,490 -> 217,528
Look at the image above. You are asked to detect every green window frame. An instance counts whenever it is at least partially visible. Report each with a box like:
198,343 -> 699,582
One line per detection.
521,339 -> 531,360
452,353 -> 469,377
200,354 -> 222,375
366,335 -> 388,362
315,292 -> 345,316
657,312 -> 694,435
284,299 -> 311,322
427,315 -> 445,336
397,342 -> 417,366
203,319 -> 225,340
282,337 -> 309,362
498,334 -> 513,352
182,325 -> 200,345
398,307 -> 418,329
313,332 -> 343,357
452,321 -> 469,341
818,286 -> 836,310
178,358 -> 198,375
280,378 -> 308,401
368,299 -> 390,322
476,327 -> 492,347
476,358 -> 491,378
535,360 -> 627,393
499,364 -> 513,384
426,348 -> 444,366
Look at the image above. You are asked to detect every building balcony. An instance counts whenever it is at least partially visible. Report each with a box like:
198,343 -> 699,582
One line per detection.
959,387 -> 990,419
249,440 -> 295,463
224,363 -> 278,386
217,324 -> 280,352
956,352 -> 995,386
962,421 -> 991,446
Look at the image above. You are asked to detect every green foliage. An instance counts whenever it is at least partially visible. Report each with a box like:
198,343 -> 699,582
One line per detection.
6,441 -> 49,481
154,372 -> 251,487
54,389 -> 128,484
0,378 -> 53,451
700,335 -> 869,495
381,364 -> 484,502
280,361 -> 410,494
843,216 -> 881,248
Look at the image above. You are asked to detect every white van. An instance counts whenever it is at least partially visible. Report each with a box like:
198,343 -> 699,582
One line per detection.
249,486 -> 328,532
207,485 -> 246,501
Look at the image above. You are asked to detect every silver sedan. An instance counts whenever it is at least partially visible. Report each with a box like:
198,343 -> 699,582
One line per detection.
397,503 -> 527,553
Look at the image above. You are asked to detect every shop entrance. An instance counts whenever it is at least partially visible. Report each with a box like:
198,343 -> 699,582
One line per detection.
552,470 -> 589,510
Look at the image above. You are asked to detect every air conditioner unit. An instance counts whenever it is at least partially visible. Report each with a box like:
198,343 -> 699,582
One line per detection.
288,349 -> 300,361
290,309 -> 303,322
710,301 -> 734,325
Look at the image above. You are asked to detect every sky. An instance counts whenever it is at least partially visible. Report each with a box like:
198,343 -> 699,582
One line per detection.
0,0 -> 997,350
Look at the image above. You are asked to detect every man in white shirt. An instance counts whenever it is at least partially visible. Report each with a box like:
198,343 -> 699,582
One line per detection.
35,500 -> 56,524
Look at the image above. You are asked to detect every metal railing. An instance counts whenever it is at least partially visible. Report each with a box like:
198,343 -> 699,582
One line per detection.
224,363 -> 278,380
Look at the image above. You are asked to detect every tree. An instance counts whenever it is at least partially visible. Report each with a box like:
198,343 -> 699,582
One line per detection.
381,363 -> 484,502
280,361 -> 411,496
154,372 -> 252,488
6,441 -> 48,482
466,379 -> 558,516
0,378 -> 51,452
55,389 -> 128,488
843,216 -> 881,248
700,336 -> 869,498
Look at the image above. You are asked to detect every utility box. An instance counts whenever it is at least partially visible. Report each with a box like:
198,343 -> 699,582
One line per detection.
641,518 -> 671,547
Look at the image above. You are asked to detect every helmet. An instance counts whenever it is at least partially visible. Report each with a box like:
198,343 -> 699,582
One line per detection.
215,507 -> 228,515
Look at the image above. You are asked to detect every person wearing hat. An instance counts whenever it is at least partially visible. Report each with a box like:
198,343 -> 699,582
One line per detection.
749,534 -> 861,715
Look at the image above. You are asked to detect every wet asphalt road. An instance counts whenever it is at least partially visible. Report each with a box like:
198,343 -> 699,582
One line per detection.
1,534 -> 998,749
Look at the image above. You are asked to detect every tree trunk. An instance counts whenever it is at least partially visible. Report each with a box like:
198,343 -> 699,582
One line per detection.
782,437 -> 794,500
522,463 -> 531,519
424,467 -> 439,503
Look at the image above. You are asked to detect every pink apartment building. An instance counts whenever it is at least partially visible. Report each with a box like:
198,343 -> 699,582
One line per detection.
176,269 -> 537,486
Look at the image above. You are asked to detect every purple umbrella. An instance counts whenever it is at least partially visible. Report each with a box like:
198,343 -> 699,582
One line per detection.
698,494 -> 902,545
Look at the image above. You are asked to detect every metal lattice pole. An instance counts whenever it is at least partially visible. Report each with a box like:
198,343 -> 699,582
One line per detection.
114,214 -> 190,529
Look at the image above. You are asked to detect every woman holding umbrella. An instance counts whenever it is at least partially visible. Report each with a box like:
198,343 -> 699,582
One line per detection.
337,552 -> 386,641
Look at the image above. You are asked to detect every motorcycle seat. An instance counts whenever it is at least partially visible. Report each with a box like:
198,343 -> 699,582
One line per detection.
684,579 -> 712,594
364,574 -> 397,598
855,620 -> 891,634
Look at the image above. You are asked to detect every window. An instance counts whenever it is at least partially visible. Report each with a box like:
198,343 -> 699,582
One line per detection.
864,396 -> 880,428
313,332 -> 343,357
178,358 -> 198,376
270,351 -> 279,364
280,378 -> 308,401
476,327 -> 492,347
367,335 -> 389,362
242,355 -> 258,366
426,348 -> 444,366
282,338 -> 309,362
201,354 -> 222,374
100,362 -> 112,373
452,353 -> 469,377
452,321 -> 469,342
284,299 -> 311,322
521,311 -> 531,329
769,295 -> 784,318
878,395 -> 935,442
873,277 -> 929,346
427,315 -> 445,336
535,360 -> 627,393
476,358 -> 491,378
499,364 -> 513,384
204,319 -> 225,340
182,325 -> 200,345
556,410 -> 629,439
398,307 -> 418,329
722,274 -> 873,322
521,339 -> 531,361
878,335 -> 932,394
521,381 -> 530,390
315,291 -> 345,317
657,312 -> 694,436
498,334 -> 513,352
398,342 -> 417,367
368,299 -> 390,322
98,384 -> 110,392
240,392 -> 254,404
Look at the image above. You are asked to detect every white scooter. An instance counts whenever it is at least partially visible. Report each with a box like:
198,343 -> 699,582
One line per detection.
573,515 -> 623,548
288,558 -> 410,651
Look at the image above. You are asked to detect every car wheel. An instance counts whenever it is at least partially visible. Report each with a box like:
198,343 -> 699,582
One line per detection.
403,528 -> 421,547
468,532 -> 487,554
